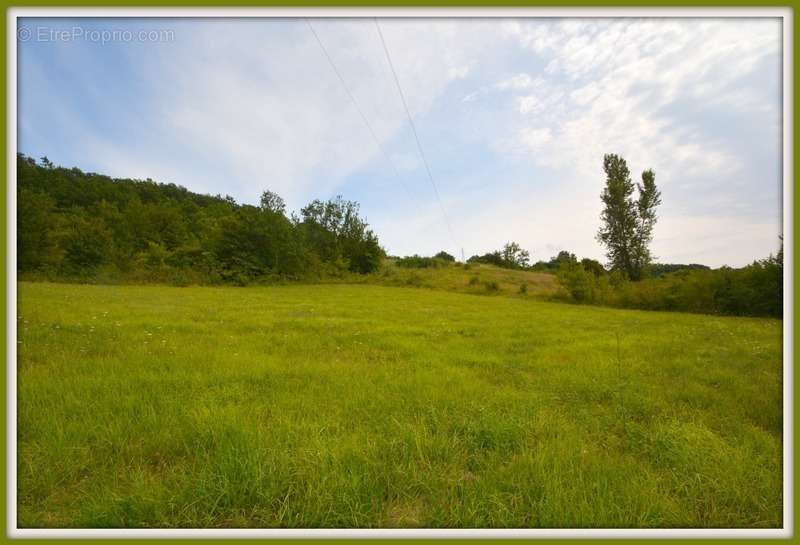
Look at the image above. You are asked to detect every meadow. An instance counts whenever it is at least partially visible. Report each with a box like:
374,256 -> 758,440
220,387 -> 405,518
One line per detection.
360,261 -> 560,298
17,281 -> 782,528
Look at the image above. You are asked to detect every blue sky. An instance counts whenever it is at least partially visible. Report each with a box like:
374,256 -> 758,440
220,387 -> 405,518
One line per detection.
18,17 -> 782,267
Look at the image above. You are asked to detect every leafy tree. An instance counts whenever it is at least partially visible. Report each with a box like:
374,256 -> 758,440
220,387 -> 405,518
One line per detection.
647,263 -> 709,277
259,190 -> 286,215
580,258 -> 606,278
549,250 -> 577,268
62,215 -> 112,273
299,196 -> 384,274
468,243 -> 531,270
468,251 -> 504,267
397,254 -> 453,268
17,187 -> 55,271
632,169 -> 662,275
597,154 -> 660,280
434,251 -> 455,262
502,242 -> 530,269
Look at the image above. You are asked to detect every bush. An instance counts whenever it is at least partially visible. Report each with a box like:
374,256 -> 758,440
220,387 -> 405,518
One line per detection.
484,280 -> 499,292
554,252 -> 783,318
518,283 -> 528,294
468,275 -> 480,286
558,262 -> 597,303
396,255 -> 449,269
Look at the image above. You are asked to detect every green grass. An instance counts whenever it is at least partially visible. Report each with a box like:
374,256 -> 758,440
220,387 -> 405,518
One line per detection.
17,281 -> 782,528
359,261 -> 561,299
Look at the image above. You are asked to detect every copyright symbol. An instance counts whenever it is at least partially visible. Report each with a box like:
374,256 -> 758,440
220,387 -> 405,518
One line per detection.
17,27 -> 31,42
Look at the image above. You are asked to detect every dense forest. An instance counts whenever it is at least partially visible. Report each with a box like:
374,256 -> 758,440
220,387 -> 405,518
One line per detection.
17,154 -> 384,285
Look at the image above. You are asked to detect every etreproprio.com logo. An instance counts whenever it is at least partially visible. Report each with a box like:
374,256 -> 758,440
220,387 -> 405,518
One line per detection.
17,25 -> 174,44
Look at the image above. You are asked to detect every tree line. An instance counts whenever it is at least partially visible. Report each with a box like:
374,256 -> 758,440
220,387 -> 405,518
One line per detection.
409,153 -> 782,318
570,153 -> 781,317
554,248 -> 782,317
17,152 -> 782,317
17,154 -> 384,285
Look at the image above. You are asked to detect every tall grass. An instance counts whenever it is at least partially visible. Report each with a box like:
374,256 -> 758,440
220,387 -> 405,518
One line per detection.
17,282 -> 782,528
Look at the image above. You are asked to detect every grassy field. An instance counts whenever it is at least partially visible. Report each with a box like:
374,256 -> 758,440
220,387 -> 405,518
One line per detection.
359,261 -> 561,299
17,281 -> 782,528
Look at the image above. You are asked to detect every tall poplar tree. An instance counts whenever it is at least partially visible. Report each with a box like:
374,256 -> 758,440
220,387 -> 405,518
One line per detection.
596,154 -> 660,280
632,168 -> 662,277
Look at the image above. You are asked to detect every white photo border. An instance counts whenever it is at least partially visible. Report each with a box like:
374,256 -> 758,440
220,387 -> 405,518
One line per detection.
6,5 -> 794,540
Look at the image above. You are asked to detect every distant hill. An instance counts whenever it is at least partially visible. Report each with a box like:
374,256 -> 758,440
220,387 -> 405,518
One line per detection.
647,263 -> 710,277
17,154 -> 384,284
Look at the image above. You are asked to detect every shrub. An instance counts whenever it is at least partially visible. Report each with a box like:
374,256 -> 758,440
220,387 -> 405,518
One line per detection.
558,262 -> 596,303
168,269 -> 194,287
405,272 -> 424,287
555,253 -> 783,318
484,280 -> 499,292
468,275 -> 480,286
379,264 -> 396,278
396,255 -> 448,269
518,283 -> 528,294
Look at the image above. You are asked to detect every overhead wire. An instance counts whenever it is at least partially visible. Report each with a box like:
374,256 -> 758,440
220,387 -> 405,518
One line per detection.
373,18 -> 460,252
305,18 -> 416,203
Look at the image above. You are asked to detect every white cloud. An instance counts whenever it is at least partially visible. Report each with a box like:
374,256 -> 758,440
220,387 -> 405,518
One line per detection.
448,65 -> 471,79
503,18 -> 778,182
73,19 -> 500,209
482,18 -> 781,266
495,73 -> 534,90
519,127 -> 552,151
19,17 -> 782,267
569,82 -> 600,106
517,95 -> 540,114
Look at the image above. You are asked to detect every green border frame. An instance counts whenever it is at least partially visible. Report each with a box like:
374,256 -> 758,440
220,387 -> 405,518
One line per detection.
2,2 -> 796,543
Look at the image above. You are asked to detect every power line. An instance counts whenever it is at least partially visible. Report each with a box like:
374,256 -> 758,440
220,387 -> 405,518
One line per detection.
305,19 -> 415,203
374,18 -> 459,251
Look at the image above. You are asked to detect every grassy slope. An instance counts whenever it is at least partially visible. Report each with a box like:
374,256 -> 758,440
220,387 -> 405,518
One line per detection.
17,281 -> 782,528
356,261 -> 561,299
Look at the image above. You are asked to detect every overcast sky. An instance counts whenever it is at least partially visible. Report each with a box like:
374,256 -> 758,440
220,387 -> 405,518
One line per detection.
18,17 -> 783,267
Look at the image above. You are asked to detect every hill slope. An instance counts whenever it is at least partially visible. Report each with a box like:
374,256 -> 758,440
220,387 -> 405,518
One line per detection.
359,261 -> 561,299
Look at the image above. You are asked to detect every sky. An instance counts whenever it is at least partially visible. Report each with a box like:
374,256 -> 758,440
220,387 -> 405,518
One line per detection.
17,16 -> 783,267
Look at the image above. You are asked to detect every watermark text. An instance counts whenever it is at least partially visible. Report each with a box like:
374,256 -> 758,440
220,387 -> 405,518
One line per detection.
18,26 -> 174,44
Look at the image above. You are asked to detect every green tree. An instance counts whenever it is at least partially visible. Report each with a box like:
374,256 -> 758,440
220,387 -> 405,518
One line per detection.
549,250 -> 577,268
632,169 -> 662,276
17,187 -> 55,271
501,242 -> 530,269
300,196 -> 384,273
259,190 -> 286,215
434,250 -> 455,262
62,215 -> 112,273
15,153 -> 386,283
580,258 -> 606,278
597,154 -> 660,280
